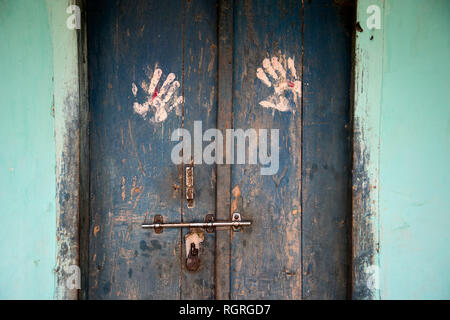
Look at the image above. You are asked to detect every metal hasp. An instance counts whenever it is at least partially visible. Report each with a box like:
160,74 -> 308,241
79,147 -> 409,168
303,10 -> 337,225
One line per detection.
186,163 -> 194,208
142,213 -> 251,233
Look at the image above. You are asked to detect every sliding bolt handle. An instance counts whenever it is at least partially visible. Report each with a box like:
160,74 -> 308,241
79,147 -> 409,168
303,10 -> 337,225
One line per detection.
142,213 -> 251,233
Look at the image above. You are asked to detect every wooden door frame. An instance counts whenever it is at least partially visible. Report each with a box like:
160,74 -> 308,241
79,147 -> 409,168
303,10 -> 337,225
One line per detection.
53,0 -> 376,300
351,0 -> 383,300
49,0 -> 88,300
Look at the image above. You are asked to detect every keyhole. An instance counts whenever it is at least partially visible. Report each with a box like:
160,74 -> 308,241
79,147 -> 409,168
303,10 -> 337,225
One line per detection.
186,242 -> 200,272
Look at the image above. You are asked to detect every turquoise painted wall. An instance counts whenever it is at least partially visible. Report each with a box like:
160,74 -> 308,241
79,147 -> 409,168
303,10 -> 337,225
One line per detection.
378,0 -> 450,299
0,0 -> 56,299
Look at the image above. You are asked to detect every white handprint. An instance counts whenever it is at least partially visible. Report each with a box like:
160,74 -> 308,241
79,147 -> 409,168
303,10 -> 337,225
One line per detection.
256,56 -> 301,113
131,66 -> 183,123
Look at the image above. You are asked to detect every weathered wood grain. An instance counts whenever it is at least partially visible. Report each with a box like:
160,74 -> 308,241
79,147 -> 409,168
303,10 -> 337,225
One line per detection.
182,0 -> 218,299
87,0 -> 183,299
231,0 -> 303,299
302,0 -> 354,299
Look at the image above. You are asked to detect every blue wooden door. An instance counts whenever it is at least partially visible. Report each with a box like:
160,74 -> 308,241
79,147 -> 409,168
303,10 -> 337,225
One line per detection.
86,0 -> 353,299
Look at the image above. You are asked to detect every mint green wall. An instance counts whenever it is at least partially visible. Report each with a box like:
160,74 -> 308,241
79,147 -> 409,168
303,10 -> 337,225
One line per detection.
355,0 -> 450,299
0,0 -> 56,299
379,0 -> 450,299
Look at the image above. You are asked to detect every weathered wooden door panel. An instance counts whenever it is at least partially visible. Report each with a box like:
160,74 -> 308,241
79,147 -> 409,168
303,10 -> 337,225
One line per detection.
86,0 -> 353,300
88,0 -> 219,300
181,0 -> 218,300
87,0 -> 185,299
230,0 -> 303,299
301,0 -> 353,299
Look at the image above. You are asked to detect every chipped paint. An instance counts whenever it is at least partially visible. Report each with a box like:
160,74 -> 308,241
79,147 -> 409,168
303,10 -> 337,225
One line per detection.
121,177 -> 126,201
230,185 -> 241,214
352,0 -> 383,300
365,264 -> 380,291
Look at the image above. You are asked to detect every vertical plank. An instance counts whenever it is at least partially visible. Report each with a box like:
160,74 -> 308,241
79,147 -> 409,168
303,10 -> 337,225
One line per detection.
181,0 -> 218,299
352,0 -> 383,300
302,0 -> 354,299
87,0 -> 183,299
215,0 -> 233,300
231,0 -> 303,299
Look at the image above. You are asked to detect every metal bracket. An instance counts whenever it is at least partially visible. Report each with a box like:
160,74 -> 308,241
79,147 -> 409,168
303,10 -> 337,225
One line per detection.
153,215 -> 164,234
186,163 -> 194,208
232,212 -> 242,232
204,214 -> 215,233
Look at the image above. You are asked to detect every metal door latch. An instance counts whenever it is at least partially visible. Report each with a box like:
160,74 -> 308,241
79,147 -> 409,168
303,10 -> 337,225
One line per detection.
142,213 -> 251,233
142,214 -> 250,272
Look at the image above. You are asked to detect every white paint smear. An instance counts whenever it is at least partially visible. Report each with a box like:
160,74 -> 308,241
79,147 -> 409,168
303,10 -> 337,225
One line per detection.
259,96 -> 290,112
131,66 -> 183,123
159,73 -> 175,96
148,68 -> 162,95
287,57 -> 297,79
256,67 -> 271,87
256,55 -> 302,113
163,80 -> 180,103
271,57 -> 286,79
365,264 -> 380,291
262,58 -> 278,80
292,80 -> 301,96
133,101 -> 149,117
131,82 -> 138,97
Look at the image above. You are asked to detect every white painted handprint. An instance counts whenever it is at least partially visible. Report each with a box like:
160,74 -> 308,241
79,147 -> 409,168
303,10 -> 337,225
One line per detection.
256,56 -> 301,113
131,66 -> 183,123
